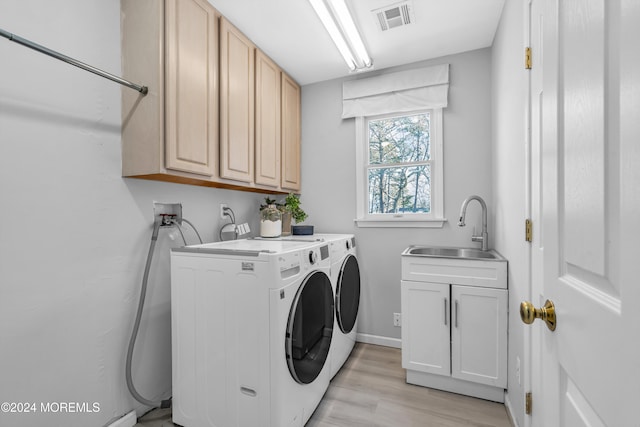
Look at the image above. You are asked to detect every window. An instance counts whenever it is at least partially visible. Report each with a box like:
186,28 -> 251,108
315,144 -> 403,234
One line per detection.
355,109 -> 444,227
343,63 -> 449,227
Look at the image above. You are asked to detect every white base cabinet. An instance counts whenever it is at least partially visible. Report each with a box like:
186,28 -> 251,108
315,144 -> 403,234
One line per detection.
451,285 -> 507,388
401,252 -> 508,402
401,281 -> 451,376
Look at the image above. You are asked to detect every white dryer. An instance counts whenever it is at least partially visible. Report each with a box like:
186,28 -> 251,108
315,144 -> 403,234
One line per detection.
322,234 -> 360,379
170,239 -> 333,427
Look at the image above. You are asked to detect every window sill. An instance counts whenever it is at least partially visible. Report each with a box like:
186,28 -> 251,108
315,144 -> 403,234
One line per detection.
354,217 -> 447,228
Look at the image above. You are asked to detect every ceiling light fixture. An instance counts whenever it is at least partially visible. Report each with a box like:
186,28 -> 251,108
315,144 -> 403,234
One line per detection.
309,0 -> 372,72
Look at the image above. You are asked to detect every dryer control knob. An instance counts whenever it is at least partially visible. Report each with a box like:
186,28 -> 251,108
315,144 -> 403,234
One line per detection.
346,240 -> 351,250
308,250 -> 317,264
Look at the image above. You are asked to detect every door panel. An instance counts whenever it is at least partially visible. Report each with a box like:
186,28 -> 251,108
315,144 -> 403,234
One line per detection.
401,281 -> 450,376
255,50 -> 281,187
285,271 -> 333,385
451,286 -> 507,388
336,254 -> 360,334
281,73 -> 301,191
220,17 -> 255,182
531,0 -> 640,425
165,0 -> 217,176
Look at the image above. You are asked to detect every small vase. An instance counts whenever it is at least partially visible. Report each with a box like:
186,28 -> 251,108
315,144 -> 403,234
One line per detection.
260,204 -> 282,238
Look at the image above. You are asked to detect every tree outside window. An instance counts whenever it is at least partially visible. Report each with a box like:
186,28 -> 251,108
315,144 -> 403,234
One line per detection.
367,112 -> 432,214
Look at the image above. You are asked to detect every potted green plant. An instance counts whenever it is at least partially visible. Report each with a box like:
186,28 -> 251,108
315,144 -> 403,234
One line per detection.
282,193 -> 312,235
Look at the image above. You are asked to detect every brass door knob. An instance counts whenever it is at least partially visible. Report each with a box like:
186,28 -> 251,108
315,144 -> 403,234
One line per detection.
520,300 -> 556,331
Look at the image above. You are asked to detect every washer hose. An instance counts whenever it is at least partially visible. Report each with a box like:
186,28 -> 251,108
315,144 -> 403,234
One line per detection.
125,219 -> 172,409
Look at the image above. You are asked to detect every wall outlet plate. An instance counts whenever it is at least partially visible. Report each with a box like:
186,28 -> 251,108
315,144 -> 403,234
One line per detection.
393,312 -> 402,327
220,203 -> 228,219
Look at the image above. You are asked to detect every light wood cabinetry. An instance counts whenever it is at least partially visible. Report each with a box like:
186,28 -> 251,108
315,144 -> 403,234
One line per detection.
254,50 -> 281,188
254,53 -> 302,191
401,254 -> 508,402
122,0 -> 219,179
121,1 -> 301,194
219,17 -> 255,183
281,73 -> 301,191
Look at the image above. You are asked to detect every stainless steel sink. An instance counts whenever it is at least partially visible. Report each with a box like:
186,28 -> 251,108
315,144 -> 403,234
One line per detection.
402,246 -> 504,261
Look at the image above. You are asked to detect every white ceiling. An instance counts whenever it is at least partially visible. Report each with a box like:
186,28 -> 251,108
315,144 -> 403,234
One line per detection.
209,0 -> 505,86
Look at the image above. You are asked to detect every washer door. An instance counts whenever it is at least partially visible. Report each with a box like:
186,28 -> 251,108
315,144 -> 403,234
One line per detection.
285,270 -> 334,384
336,254 -> 361,334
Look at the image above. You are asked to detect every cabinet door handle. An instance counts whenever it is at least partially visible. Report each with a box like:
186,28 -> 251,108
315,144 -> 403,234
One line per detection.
455,300 -> 459,328
444,298 -> 448,325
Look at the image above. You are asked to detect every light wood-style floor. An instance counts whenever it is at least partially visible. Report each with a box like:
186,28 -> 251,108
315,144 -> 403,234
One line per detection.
136,343 -> 512,427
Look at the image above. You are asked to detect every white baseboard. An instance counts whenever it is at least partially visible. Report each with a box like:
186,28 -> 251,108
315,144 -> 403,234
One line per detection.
108,410 -> 136,427
504,394 -> 520,427
356,333 -> 401,349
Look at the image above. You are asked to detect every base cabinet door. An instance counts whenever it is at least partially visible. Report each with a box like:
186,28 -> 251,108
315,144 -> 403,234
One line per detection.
451,285 -> 508,388
401,280 -> 450,377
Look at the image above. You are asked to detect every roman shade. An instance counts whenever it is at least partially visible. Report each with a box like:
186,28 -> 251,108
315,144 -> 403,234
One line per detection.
342,64 -> 449,118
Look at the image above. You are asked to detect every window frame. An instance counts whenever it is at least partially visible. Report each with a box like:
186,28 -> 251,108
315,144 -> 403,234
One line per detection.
354,108 -> 445,228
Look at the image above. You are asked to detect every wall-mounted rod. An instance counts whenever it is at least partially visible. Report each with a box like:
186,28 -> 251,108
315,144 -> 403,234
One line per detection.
0,27 -> 148,95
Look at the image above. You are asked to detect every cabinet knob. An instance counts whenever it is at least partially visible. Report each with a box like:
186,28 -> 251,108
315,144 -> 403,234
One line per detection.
520,300 -> 556,331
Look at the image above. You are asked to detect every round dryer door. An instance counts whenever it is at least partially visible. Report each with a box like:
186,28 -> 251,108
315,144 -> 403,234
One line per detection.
285,270 -> 334,384
336,254 -> 361,334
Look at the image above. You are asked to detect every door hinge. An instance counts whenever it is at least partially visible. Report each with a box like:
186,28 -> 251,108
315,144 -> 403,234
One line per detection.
525,392 -> 533,414
525,47 -> 532,69
525,219 -> 533,242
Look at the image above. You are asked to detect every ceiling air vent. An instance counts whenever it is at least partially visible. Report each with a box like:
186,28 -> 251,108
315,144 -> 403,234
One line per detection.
373,1 -> 415,32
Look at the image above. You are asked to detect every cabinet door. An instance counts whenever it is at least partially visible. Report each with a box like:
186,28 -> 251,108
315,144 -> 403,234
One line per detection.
281,73 -> 301,191
165,0 -> 217,176
255,50 -> 281,187
451,285 -> 507,388
401,280 -> 450,376
220,17 -> 255,182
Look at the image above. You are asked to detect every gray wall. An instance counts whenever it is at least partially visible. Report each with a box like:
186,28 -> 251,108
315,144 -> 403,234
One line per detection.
491,0 -> 527,425
0,1 -> 264,426
301,48 -> 494,344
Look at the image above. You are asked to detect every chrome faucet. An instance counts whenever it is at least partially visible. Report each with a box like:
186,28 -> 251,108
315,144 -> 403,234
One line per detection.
458,195 -> 489,251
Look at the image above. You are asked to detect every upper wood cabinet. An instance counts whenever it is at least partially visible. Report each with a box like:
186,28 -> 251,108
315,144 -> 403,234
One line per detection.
255,50 -> 282,188
219,17 -> 255,183
122,0 -> 218,179
121,1 -> 301,194
165,0 -> 217,176
281,73 -> 301,191
221,23 -> 302,192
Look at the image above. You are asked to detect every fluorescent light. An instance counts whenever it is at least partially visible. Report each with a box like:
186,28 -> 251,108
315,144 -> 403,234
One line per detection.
329,0 -> 371,68
309,0 -> 372,71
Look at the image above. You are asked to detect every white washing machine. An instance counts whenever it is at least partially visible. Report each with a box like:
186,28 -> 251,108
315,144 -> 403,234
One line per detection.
170,239 -> 333,427
254,234 -> 361,379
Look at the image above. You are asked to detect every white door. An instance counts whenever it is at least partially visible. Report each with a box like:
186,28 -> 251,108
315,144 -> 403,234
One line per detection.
529,1 -> 640,426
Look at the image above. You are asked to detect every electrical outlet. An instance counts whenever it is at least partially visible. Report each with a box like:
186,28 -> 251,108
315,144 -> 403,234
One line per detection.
153,202 -> 182,226
220,203 -> 228,219
393,313 -> 402,327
